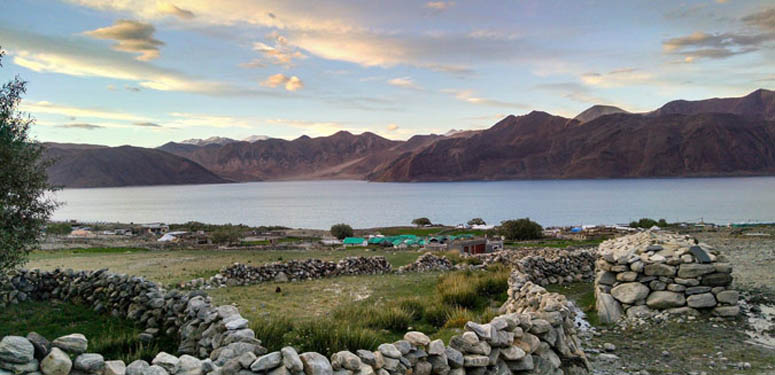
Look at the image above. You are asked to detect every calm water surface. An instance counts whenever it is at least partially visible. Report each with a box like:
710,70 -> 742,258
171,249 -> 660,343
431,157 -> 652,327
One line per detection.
52,177 -> 775,228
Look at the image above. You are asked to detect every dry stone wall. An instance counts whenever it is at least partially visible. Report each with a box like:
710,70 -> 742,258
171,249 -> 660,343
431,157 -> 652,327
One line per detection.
594,231 -> 739,324
396,253 -> 453,273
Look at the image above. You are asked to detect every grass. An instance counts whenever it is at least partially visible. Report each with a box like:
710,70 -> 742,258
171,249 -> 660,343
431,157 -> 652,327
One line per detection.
26,247 -> 428,286
507,238 -> 605,248
0,300 -> 176,363
545,282 -> 599,326
228,267 -> 511,357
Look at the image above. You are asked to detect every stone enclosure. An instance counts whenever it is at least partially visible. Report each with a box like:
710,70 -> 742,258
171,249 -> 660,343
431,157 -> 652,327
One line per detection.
594,231 -> 740,323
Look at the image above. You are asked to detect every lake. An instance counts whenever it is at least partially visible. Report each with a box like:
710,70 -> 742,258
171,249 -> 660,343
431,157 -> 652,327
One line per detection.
51,177 -> 775,229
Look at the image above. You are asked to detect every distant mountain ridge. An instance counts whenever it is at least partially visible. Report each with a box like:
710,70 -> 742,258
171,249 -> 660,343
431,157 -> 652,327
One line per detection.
44,89 -> 775,187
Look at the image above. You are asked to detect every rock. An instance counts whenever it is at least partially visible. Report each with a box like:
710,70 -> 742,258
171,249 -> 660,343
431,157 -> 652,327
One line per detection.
282,347 -> 303,372
505,355 -> 533,372
26,333 -> 50,360
224,318 -> 249,331
354,351 -> 375,368
0,336 -> 35,364
596,293 -> 623,324
142,365 -> 169,375
251,352 -> 283,372
404,332 -> 430,347
377,344 -> 401,359
688,246 -> 711,263
299,352 -> 333,375
713,305 -> 740,317
270,365 -> 289,375
528,320 -> 551,335
611,283 -> 650,304
616,272 -> 638,282
152,353 -> 179,373
716,290 -> 739,305
644,264 -> 675,277
414,361 -> 432,375
74,353 -> 105,373
427,340 -> 445,356
331,352 -> 361,371
104,361 -> 127,375
677,264 -> 715,278
646,291 -> 686,309
595,271 -> 616,286
177,356 -> 202,375
444,348 -> 463,368
126,360 -> 150,375
666,306 -> 699,316
626,305 -> 653,318
603,343 -> 616,352
499,346 -> 525,361
52,334 -> 88,355
462,355 -> 488,367
685,286 -> 712,295
40,348 -> 72,375
701,273 -> 732,287
238,352 -> 257,369
686,293 -> 716,308
0,358 -> 39,373
465,323 -> 493,340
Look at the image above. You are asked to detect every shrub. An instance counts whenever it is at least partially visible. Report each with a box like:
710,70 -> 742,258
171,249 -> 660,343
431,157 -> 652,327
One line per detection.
46,222 -> 72,236
443,307 -> 475,328
438,273 -> 480,309
474,271 -> 509,300
498,218 -> 543,241
629,218 -> 668,228
211,225 -> 242,244
467,218 -> 486,226
330,223 -> 354,240
412,217 -> 432,226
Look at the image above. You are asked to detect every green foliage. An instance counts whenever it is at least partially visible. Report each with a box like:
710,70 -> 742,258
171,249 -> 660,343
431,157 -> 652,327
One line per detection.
0,48 -> 58,272
629,218 -> 669,229
46,222 -> 72,236
252,317 -> 381,358
0,301 -> 176,362
330,223 -> 354,240
467,218 -> 486,226
211,224 -> 243,244
498,218 -> 543,241
411,217 -> 432,226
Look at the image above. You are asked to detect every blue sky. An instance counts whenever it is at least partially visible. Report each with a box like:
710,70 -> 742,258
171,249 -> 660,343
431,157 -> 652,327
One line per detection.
1,0 -> 773,147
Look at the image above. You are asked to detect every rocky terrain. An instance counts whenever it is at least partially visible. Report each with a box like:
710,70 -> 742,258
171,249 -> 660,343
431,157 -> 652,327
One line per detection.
43,89 -> 775,187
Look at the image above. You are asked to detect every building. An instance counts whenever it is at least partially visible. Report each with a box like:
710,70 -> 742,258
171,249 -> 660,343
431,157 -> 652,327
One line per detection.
449,238 -> 487,254
142,223 -> 169,235
342,237 -> 367,247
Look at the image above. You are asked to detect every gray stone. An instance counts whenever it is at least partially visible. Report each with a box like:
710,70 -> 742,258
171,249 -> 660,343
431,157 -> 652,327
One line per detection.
381,357 -> 398,372
177,355 -> 203,375
41,348 -> 72,375
462,356 -> 488,367
685,286 -> 711,295
701,272 -> 732,286
644,264 -> 675,277
0,358 -> 39,373
714,263 -> 732,273
505,354 -> 533,372
689,246 -> 711,263
464,323 -> 493,340
677,264 -> 715,278
224,318 -> 249,331
616,272 -> 638,282
625,305 -> 653,319
355,365 -> 374,375
282,347 -> 304,372
596,292 -> 623,324
152,353 -> 179,374
499,346 -> 525,361
142,365 -> 169,375
269,365 -> 289,375
0,336 -> 35,364
649,280 -> 666,291
427,340 -> 445,356
415,361 -> 432,375
52,334 -> 88,355
237,352 -> 257,369
104,361 -> 127,375
299,352 -> 332,375
393,340 -> 411,355
404,332 -> 430,347
667,283 -> 686,292
646,291 -> 686,309
444,348 -> 463,368
74,353 -> 105,372
716,290 -> 739,305
331,352 -> 361,371
713,305 -> 740,317
354,351 -> 375,368
126,360 -> 149,375
611,283 -> 650,305
528,320 -> 551,335
674,277 -> 700,286
595,271 -> 616,286
687,293 -> 716,308
376,344 -> 400,359
26,333 -> 50,360
666,307 -> 699,316
251,352 -> 283,372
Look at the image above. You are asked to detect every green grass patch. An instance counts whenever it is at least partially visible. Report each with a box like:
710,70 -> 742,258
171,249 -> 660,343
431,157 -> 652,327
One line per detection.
0,300 -> 176,362
545,282 -> 599,326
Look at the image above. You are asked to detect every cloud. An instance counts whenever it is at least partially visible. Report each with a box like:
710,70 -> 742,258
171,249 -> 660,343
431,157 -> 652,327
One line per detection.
57,123 -> 104,130
580,68 -> 654,87
441,89 -> 527,108
742,7 -> 775,32
84,20 -> 164,61
532,82 -> 610,105
425,2 -> 454,12
134,121 -> 162,127
244,32 -> 306,67
157,3 -> 195,19
386,123 -> 399,131
168,112 -> 253,128
387,77 -> 422,90
21,101 -> 153,122
3,28 -> 264,96
261,73 -> 304,91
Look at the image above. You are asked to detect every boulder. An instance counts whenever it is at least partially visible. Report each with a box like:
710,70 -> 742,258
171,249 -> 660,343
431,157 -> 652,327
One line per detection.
644,264 -> 675,277
713,305 -> 740,317
40,348 -> 72,375
104,361 -> 127,375
646,291 -> 686,309
26,333 -> 50,360
611,283 -> 649,304
282,347 -> 303,372
404,332 -> 430,347
142,365 -> 169,375
74,353 -> 105,373
596,293 -> 623,324
52,334 -> 88,355
126,360 -> 150,375
677,264 -> 715,278
686,293 -> 716,308
331,352 -> 361,371
716,290 -> 739,305
177,356 -> 202,375
0,336 -> 35,364
376,344 -> 401,359
251,352 -> 283,372
701,273 -> 732,287
299,352 -> 333,375
151,353 -> 179,374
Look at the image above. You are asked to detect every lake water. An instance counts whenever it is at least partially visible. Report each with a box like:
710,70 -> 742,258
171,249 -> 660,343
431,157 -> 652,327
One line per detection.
52,177 -> 775,229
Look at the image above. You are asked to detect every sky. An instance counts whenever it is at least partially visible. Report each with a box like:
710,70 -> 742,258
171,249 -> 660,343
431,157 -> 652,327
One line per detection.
1,0 -> 773,148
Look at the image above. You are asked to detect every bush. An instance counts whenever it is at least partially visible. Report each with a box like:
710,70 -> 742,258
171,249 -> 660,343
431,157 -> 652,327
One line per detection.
629,218 -> 668,228
498,218 -> 543,241
211,225 -> 242,245
330,223 -> 354,240
467,218 -> 486,226
443,307 -> 475,328
46,222 -> 72,236
412,217 -> 432,226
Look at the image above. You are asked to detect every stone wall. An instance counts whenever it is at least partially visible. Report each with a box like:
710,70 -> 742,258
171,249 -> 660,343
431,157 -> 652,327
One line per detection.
481,250 -> 596,287
396,253 -> 453,273
594,231 -> 739,324
181,256 -> 393,289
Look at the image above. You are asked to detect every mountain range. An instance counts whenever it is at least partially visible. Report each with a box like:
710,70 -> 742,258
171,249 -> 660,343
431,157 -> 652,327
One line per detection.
44,89 -> 775,187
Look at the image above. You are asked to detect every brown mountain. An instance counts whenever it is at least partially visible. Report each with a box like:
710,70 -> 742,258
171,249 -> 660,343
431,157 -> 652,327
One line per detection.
651,88 -> 775,121
368,111 -> 775,181
45,143 -> 229,188
158,131 -> 402,181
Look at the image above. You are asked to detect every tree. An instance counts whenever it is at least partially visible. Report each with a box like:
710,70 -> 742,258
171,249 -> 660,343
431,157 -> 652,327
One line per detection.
467,218 -> 486,226
46,222 -> 72,236
211,225 -> 242,245
629,218 -> 660,229
499,218 -> 543,241
330,223 -> 354,240
0,47 -> 58,273
412,217 -> 431,227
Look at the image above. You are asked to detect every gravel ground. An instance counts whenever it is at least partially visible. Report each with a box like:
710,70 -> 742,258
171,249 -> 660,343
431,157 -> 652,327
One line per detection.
580,228 -> 775,375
